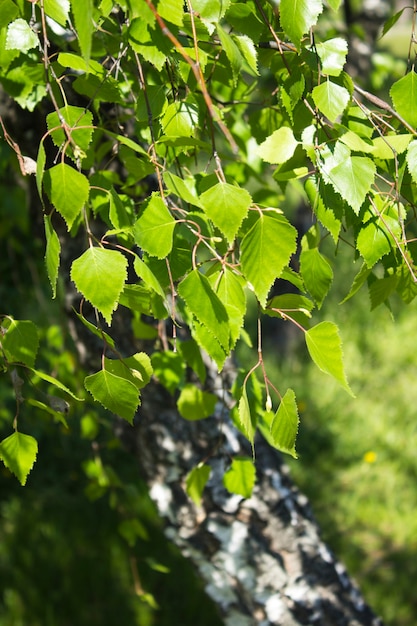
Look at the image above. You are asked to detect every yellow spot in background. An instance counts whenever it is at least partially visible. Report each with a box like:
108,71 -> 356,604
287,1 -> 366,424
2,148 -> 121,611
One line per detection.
297,400 -> 307,413
363,451 -> 377,463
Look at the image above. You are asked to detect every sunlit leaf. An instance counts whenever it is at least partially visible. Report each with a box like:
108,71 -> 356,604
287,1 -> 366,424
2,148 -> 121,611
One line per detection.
0,431 -> 38,486
134,193 -> 175,258
200,182 -> 252,244
315,38 -> 348,76
6,19 -> 38,53
45,163 -> 89,229
270,389 -> 299,458
312,80 -> 350,123
280,0 -> 323,50
256,127 -> 298,164
328,155 -> 376,214
2,319 -> 39,367
186,463 -> 211,506
84,369 -> 139,424
305,321 -> 354,396
177,384 -> 217,420
390,70 -> 417,128
71,248 -> 128,325
223,457 -> 255,498
300,248 -> 333,309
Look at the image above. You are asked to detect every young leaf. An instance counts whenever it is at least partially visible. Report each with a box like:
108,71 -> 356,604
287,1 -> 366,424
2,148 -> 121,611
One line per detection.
44,163 -> 89,229
217,25 -> 243,84
305,177 -> 341,242
241,213 -> 297,307
256,127 -> 298,164
280,0 -> 323,50
0,431 -> 38,486
160,101 -> 199,137
6,19 -> 38,53
235,34 -> 259,75
200,182 -> 252,244
300,248 -> 333,309
305,321 -> 354,396
46,106 -> 94,160
312,80 -> 350,123
157,0 -> 184,26
71,248 -> 128,325
178,269 -> 230,351
84,369 -> 139,424
1,319 -> 39,367
186,463 -> 211,506
315,38 -> 348,76
356,212 -> 401,268
406,140 -> 417,185
72,0 -> 93,65
134,193 -> 175,258
340,263 -> 372,304
177,384 -> 217,420
44,215 -> 60,299
223,457 -> 256,498
270,389 -> 299,458
237,386 -> 256,446
44,0 -> 70,26
29,368 -> 84,400
390,71 -> 417,128
328,156 -> 376,214
213,268 -> 246,348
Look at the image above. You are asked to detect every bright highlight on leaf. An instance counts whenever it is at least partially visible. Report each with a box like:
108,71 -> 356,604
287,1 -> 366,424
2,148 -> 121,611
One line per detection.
257,127 -> 298,164
6,19 -> 38,53
390,71 -> 417,128
71,248 -> 128,325
305,322 -> 354,396
0,432 -> 38,486
280,0 -> 323,50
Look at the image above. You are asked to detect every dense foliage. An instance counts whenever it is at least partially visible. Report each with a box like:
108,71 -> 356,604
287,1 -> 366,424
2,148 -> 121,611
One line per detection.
0,0 -> 416,500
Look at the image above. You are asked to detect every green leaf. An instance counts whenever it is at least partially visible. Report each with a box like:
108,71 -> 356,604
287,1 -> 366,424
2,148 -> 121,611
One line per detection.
0,432 -> 38,486
213,268 -> 246,348
44,215 -> 60,299
305,177 -> 341,242
241,213 -> 297,307
270,389 -> 299,458
256,127 -> 298,164
305,321 -> 354,395
134,193 -> 175,258
200,182 -> 252,244
0,0 -> 19,29
328,155 -> 376,214
73,311 -> 116,349
84,369 -> 139,424
280,0 -> 323,50
71,248 -> 128,325
160,101 -> 199,137
177,339 -> 206,384
6,19 -> 38,53
300,248 -> 333,309
217,25 -> 243,84
1,319 -> 39,367
45,163 -> 89,230
158,0 -> 184,26
163,172 -> 202,207
72,0 -> 93,66
186,463 -> 211,506
356,206 -> 401,267
237,386 -> 256,446
315,38 -> 348,76
46,106 -> 94,161
234,34 -> 259,75
223,457 -> 255,498
390,70 -> 417,128
44,0 -> 70,26
372,134 -> 412,159
340,262 -> 371,304
369,275 -> 397,309
29,368 -> 84,400
312,80 -> 350,123
178,269 -> 230,351
151,351 -> 185,395
190,319 -> 228,371
36,140 -> 46,202
406,140 -> 417,184
177,384 -> 217,420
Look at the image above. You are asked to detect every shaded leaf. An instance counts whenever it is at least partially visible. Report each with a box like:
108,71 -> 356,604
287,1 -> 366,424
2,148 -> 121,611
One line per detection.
1,319 -> 39,368
300,248 -> 333,309
44,215 -> 60,299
